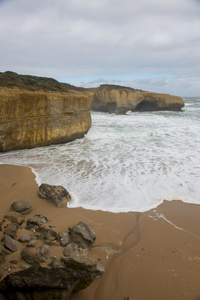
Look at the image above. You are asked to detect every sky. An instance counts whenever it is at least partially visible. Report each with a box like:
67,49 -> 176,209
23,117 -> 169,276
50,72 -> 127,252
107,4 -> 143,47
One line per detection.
0,0 -> 200,96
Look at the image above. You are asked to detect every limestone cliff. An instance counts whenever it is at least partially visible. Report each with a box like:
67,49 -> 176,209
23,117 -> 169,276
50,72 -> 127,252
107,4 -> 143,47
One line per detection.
0,86 -> 93,152
92,85 -> 184,114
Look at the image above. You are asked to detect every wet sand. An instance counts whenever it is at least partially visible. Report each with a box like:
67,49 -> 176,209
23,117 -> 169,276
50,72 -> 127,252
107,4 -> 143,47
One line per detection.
0,164 -> 200,300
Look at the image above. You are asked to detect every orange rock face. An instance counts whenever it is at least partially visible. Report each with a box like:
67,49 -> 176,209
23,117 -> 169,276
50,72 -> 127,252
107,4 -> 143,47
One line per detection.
92,85 -> 185,114
0,88 -> 93,151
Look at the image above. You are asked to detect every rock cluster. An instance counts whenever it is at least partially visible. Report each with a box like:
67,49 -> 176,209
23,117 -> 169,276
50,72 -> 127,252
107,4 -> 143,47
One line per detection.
0,200 -> 104,299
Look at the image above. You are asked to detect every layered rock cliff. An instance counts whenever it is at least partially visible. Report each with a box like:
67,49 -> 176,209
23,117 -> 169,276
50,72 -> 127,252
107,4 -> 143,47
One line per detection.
92,85 -> 184,114
0,72 -> 93,152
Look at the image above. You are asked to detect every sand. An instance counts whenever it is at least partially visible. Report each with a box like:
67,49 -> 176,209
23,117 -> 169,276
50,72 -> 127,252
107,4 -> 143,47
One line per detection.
0,164 -> 200,300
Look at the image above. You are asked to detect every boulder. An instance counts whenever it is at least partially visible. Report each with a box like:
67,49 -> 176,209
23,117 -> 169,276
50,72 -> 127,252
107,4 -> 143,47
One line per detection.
4,211 -> 25,225
61,256 -> 105,277
38,184 -> 71,207
4,234 -> 19,252
40,244 -> 52,258
21,249 -> 41,266
10,201 -> 31,215
69,222 -> 96,248
35,227 -> 58,241
0,266 -> 94,300
4,222 -> 19,238
26,214 -> 49,229
59,231 -> 70,247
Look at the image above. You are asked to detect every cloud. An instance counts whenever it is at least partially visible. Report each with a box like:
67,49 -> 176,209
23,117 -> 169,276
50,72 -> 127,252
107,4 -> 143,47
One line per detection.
0,0 -> 200,96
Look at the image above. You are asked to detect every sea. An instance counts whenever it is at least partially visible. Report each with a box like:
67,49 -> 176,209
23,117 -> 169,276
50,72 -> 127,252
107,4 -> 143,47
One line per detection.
0,97 -> 200,213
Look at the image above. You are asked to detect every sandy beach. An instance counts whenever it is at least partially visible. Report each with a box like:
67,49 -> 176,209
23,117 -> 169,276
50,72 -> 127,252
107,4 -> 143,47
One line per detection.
0,164 -> 200,300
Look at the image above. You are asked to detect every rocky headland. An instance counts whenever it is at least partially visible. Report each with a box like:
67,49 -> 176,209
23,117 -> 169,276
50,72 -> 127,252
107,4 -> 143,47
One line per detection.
0,72 -> 185,152
91,84 -> 184,114
0,72 -> 93,152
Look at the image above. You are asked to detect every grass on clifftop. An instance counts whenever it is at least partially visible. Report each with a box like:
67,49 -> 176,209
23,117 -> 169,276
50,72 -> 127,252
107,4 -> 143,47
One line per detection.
0,71 -> 84,92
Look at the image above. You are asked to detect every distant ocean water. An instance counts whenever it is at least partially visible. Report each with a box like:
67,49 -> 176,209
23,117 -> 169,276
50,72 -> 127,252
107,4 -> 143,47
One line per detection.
0,97 -> 200,213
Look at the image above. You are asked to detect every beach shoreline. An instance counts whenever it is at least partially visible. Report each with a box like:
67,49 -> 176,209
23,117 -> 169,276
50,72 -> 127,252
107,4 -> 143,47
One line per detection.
0,164 -> 200,300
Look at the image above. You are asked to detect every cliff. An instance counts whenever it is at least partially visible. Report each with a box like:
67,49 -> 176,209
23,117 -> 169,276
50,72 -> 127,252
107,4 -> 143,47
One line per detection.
0,72 -> 93,152
92,85 -> 184,114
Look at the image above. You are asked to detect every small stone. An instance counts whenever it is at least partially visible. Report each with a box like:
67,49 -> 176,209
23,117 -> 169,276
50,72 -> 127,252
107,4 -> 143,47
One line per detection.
4,222 -> 19,238
20,222 -> 27,230
10,201 -> 31,215
4,212 -> 25,225
19,264 -> 30,270
48,259 -> 65,269
10,260 -> 18,264
0,269 -> 3,279
59,232 -> 70,247
26,215 -> 49,229
35,227 -> 57,241
0,243 -> 11,256
4,234 -> 19,252
63,243 -> 79,257
27,239 -> 38,248
21,249 -> 40,266
18,234 -> 31,243
40,244 -> 52,258
0,255 -> 6,266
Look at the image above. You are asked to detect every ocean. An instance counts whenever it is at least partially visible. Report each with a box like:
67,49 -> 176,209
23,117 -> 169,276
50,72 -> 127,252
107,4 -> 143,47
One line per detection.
0,97 -> 200,213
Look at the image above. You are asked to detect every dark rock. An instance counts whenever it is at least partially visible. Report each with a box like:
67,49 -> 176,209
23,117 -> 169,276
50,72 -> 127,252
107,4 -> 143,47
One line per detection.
70,222 -> 96,248
10,201 -> 31,215
40,244 -> 52,258
4,211 -> 25,225
18,234 -> 31,243
26,239 -> 38,248
4,222 -> 19,238
26,214 -> 49,229
4,234 -> 19,252
59,231 -> 70,247
35,227 -> 57,241
0,266 -> 94,300
38,183 -> 71,207
21,248 -> 40,266
61,256 -> 105,276
63,243 -> 79,257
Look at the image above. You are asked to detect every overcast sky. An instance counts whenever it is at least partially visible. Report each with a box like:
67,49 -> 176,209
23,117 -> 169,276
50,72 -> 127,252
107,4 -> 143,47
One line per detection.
0,0 -> 200,96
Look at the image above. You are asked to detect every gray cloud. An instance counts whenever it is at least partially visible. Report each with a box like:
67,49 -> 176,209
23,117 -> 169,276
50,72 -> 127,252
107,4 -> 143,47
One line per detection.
0,0 -> 200,96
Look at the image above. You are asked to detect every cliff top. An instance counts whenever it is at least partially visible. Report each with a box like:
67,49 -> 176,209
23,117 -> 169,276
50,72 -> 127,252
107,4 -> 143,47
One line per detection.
98,84 -> 141,92
0,71 -> 84,92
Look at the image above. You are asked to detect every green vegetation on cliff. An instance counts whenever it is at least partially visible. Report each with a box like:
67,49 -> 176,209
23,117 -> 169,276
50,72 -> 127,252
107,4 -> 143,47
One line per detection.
0,71 -> 84,92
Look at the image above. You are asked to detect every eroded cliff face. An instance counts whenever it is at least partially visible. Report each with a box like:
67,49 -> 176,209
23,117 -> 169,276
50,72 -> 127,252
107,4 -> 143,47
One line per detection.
92,85 -> 184,114
0,88 -> 93,152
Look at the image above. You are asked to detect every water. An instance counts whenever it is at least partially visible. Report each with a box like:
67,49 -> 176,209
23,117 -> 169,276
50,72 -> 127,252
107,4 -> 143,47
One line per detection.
0,97 -> 200,213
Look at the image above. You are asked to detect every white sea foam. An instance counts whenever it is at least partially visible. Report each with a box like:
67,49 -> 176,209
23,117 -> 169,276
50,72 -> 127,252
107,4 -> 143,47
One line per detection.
0,97 -> 200,212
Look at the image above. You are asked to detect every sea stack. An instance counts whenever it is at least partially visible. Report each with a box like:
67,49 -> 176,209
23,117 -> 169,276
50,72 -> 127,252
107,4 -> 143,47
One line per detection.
0,72 -> 93,152
92,84 -> 184,114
